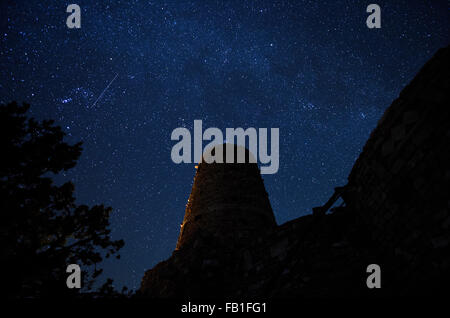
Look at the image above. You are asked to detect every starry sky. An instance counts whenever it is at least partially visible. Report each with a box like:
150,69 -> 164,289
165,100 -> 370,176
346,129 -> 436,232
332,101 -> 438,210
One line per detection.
1,1 -> 449,290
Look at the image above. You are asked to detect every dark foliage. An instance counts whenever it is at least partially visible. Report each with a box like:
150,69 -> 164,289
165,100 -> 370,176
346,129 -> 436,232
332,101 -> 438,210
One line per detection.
0,102 -> 125,298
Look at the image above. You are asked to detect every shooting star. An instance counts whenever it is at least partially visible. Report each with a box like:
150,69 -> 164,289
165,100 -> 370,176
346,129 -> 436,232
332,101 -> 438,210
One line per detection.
90,72 -> 118,108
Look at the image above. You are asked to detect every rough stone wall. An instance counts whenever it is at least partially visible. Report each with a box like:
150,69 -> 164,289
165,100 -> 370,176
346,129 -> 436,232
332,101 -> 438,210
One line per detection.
139,45 -> 450,298
341,44 -> 450,292
230,212 -> 372,298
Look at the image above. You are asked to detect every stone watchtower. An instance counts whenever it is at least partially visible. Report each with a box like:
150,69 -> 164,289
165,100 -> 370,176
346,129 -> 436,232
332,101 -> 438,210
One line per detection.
140,143 -> 276,297
175,143 -> 276,250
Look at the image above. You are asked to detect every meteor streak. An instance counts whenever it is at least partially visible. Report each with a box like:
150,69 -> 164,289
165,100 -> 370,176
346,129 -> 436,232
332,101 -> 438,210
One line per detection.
90,73 -> 118,108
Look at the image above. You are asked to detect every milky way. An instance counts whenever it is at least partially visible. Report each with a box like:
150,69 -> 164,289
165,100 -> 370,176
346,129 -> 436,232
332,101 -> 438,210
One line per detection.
1,1 -> 449,290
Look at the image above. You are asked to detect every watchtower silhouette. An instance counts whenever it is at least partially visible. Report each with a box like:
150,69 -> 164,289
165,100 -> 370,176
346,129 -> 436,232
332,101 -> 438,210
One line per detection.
175,143 -> 276,250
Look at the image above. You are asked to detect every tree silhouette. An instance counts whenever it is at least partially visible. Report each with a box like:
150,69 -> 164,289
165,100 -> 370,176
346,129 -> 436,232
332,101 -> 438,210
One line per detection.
0,102 -> 125,298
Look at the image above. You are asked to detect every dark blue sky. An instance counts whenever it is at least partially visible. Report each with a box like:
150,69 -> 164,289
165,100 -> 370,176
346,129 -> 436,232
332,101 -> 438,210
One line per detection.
1,1 -> 449,290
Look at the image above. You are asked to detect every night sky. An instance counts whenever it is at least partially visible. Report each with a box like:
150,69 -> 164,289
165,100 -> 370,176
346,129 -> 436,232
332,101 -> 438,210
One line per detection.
1,1 -> 449,290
